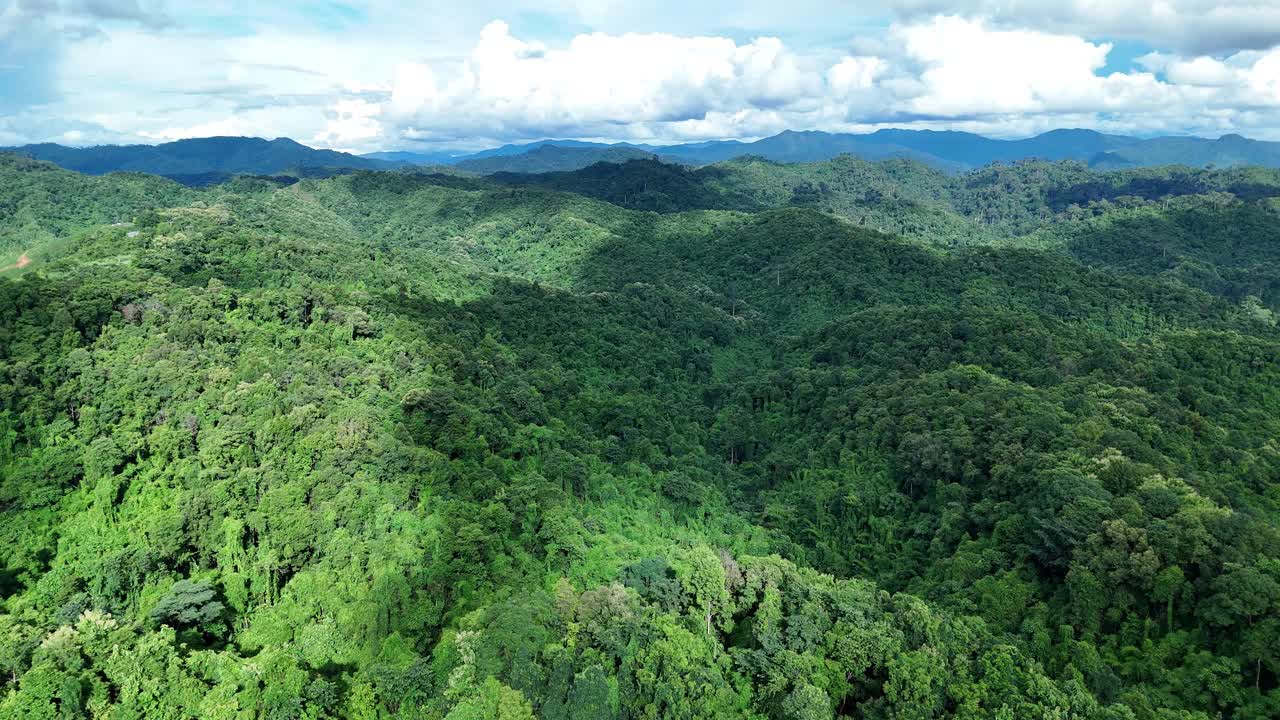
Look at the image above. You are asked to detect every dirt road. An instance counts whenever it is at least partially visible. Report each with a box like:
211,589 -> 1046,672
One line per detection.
0,253 -> 30,273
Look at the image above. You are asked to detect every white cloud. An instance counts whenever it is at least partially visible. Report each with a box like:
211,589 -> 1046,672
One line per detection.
896,16 -> 1117,115
317,98 -> 384,151
374,20 -> 829,145
362,16 -> 1254,146
8,2 -> 1280,150
887,16 -> 1212,121
1248,50 -> 1280,104
887,0 -> 1280,56
137,116 -> 258,141
1165,57 -> 1242,87
1136,46 -> 1280,111
828,56 -> 884,96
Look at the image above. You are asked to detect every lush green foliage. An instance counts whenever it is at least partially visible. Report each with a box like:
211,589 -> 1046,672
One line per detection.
494,156 -> 1280,251
3,153 -> 1280,719
0,154 -> 194,256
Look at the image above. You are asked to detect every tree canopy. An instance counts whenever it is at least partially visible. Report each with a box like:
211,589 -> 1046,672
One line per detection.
3,152 -> 1280,718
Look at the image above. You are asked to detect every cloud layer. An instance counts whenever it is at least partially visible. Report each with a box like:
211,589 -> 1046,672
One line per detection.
5,1 -> 1280,151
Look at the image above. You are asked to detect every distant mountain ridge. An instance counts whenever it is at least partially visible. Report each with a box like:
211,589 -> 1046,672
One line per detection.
2,137 -> 396,180
7,129 -> 1280,185
1088,134 -> 1280,170
453,145 -> 659,174
449,138 -> 659,161
361,150 -> 458,166
468,129 -> 1280,173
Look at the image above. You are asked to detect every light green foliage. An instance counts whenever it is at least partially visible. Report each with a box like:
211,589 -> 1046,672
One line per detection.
446,677 -> 536,720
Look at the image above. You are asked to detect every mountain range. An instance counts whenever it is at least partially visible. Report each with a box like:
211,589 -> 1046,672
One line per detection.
451,144 -> 659,174
5,128 -> 1280,185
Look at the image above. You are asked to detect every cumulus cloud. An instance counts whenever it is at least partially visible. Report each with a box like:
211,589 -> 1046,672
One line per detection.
316,98 -> 384,149
1177,58 -> 1239,88
1137,46 -> 1280,111
358,20 -> 835,147
1248,51 -> 1280,104
897,16 -> 1114,115
395,22 -> 816,126
891,17 -> 1188,118
343,16 -> 1256,149
8,2 -> 1280,150
827,56 -> 885,96
887,0 -> 1280,56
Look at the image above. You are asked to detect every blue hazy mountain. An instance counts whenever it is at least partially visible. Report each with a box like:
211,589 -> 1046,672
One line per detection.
2,137 -> 394,178
360,150 -> 459,165
453,145 -> 659,174
1087,133 -> 1280,170
855,128 -> 1140,166
9,129 -> 1280,183
386,129 -> 1278,173
456,139 -> 657,161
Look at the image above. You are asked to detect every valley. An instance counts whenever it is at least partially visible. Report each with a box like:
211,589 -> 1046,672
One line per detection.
2,148 -> 1280,718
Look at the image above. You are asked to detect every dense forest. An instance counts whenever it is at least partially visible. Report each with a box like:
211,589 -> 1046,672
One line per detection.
3,148 -> 1280,719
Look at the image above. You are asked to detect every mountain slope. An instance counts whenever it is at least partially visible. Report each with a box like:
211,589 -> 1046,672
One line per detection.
861,127 -> 1138,166
3,137 -> 395,179
454,138 -> 657,161
361,150 -> 460,165
1091,133 -> 1280,169
656,130 -> 962,169
656,128 -> 1266,169
3,159 -> 1280,719
0,153 -> 194,254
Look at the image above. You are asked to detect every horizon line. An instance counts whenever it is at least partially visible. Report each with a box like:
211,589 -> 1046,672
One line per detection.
3,126 -> 1262,156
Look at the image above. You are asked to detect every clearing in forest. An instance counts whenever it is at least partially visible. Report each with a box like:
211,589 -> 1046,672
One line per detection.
0,253 -> 30,273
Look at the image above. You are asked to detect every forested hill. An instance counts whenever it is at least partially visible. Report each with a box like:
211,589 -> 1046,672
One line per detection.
492,156 -> 1280,309
3,153 -> 1280,718
13,128 -> 1280,186
2,136 -> 396,181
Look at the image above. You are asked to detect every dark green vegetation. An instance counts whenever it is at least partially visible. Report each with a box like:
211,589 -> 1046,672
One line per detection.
493,156 -> 1280,260
3,147 -> 1280,719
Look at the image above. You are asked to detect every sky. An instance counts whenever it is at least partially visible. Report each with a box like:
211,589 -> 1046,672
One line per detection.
4,1 -> 1280,152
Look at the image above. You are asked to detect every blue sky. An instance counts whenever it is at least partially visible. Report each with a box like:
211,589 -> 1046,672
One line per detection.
3,1 -> 1280,151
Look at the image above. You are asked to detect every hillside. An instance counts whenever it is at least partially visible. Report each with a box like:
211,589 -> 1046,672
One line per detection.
0,153 -> 195,253
1090,134 -> 1280,170
3,157 -> 1280,719
490,155 -> 1280,253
